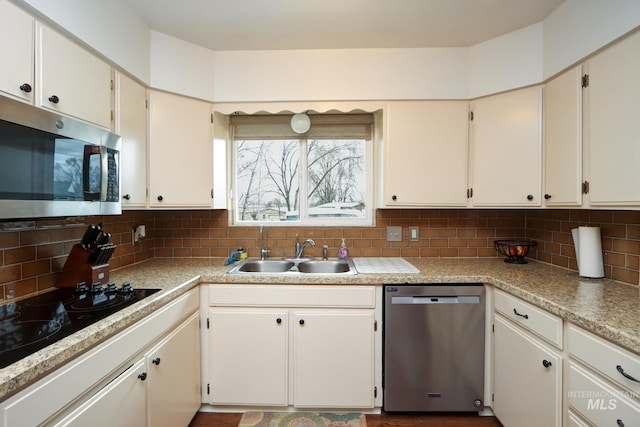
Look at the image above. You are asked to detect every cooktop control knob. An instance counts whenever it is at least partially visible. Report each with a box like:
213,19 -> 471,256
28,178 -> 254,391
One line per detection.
105,282 -> 118,294
91,282 -> 104,294
75,281 -> 89,294
120,282 -> 133,294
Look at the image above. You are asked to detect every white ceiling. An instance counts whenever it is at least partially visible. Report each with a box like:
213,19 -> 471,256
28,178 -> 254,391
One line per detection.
123,0 -> 565,51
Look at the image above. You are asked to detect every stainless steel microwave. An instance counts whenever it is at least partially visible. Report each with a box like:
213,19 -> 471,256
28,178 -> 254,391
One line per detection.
0,96 -> 121,219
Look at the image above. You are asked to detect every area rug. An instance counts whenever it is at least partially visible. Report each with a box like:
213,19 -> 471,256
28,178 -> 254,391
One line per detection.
238,411 -> 367,427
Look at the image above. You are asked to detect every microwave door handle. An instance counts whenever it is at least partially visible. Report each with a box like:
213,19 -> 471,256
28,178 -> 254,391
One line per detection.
83,145 -> 101,201
101,147 -> 109,202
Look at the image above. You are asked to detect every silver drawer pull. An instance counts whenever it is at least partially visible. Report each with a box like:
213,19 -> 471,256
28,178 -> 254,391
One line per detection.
513,308 -> 529,319
616,365 -> 640,383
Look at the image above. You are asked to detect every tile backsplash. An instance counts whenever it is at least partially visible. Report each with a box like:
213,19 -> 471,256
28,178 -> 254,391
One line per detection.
1,208 -> 638,301
526,209 -> 640,286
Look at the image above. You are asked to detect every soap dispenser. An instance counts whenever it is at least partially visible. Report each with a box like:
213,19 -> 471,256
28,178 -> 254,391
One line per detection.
338,238 -> 349,260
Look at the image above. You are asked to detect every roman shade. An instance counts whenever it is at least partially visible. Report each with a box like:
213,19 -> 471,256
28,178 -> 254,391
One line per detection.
230,113 -> 373,140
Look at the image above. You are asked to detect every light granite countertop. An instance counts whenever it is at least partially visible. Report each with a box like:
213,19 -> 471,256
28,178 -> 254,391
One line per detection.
1,257 -> 638,401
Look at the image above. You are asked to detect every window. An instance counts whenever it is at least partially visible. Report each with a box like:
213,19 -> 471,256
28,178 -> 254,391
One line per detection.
231,113 -> 374,226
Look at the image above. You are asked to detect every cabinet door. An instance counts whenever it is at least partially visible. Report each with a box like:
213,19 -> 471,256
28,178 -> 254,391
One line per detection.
209,308 -> 288,406
37,24 -> 112,128
0,0 -> 34,103
493,314 -> 562,427
584,30 -> 640,206
293,310 -> 375,408
148,90 -> 213,208
384,101 -> 468,206
568,363 -> 640,427
470,86 -> 542,206
51,360 -> 146,427
544,66 -> 583,206
116,72 -> 148,208
147,312 -> 201,427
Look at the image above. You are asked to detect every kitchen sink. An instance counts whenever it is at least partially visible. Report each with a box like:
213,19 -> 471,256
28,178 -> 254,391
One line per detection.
228,258 -> 357,275
297,260 -> 351,274
236,259 -> 295,273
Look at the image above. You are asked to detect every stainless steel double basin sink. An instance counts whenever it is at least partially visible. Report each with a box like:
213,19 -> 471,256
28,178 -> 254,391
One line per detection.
228,258 -> 357,275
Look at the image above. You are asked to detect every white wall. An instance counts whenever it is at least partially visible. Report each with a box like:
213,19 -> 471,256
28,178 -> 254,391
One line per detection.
14,0 -> 150,83
211,47 -> 469,103
10,0 -> 640,101
543,0 -> 640,79
149,31 -> 215,101
211,23 -> 545,102
468,23 -> 543,99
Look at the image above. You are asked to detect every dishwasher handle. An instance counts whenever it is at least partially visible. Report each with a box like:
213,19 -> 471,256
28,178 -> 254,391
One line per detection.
391,295 -> 481,304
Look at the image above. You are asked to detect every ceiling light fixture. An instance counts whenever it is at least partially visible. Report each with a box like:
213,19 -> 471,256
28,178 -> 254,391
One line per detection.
290,113 -> 311,134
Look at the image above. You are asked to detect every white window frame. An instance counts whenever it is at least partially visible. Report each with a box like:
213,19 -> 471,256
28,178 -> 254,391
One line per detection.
230,136 -> 375,227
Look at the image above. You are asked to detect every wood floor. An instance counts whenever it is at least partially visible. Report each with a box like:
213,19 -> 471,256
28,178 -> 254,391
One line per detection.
188,411 -> 503,427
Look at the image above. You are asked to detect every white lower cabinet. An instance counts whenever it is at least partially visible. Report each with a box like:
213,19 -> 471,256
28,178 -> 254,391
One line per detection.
567,410 -> 592,427
292,310 -> 374,408
147,312 -> 201,427
0,289 -> 200,427
206,284 -> 381,409
493,314 -> 562,427
53,360 -> 147,427
567,324 -> 640,426
492,288 -> 563,427
55,312 -> 200,427
210,309 -> 289,406
568,363 -> 640,427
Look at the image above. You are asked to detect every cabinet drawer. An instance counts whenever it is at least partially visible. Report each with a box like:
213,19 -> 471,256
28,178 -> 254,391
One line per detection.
568,324 -> 640,395
567,410 -> 591,427
568,363 -> 640,426
208,284 -> 376,308
51,360 -> 146,427
0,288 -> 198,427
494,289 -> 562,349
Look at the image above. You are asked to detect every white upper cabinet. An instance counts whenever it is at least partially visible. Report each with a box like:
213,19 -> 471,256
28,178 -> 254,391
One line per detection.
115,72 -> 148,208
583,30 -> 640,207
37,23 -> 112,129
544,66 -> 583,206
383,101 -> 469,207
469,86 -> 543,207
148,90 -> 213,208
0,0 -> 34,103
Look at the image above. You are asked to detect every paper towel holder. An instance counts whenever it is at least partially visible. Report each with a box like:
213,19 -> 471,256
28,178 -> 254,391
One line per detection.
572,226 -> 604,278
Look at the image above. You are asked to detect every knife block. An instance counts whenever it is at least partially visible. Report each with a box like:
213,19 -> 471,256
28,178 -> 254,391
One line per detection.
57,244 -> 109,288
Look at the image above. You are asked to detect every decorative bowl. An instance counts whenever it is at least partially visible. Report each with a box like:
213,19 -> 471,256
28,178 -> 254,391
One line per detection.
494,239 -> 538,264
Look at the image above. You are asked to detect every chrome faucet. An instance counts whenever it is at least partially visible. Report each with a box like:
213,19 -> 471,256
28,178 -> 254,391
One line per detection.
294,234 -> 315,258
260,225 -> 270,260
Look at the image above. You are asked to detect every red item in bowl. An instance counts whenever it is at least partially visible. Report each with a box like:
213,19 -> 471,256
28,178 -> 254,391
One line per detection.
494,239 -> 537,264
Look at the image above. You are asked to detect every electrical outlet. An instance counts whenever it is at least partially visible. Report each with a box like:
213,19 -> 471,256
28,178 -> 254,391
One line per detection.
386,226 -> 402,242
409,226 -> 419,241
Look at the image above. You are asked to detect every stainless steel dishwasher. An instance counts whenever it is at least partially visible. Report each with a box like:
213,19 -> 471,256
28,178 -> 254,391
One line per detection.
383,283 -> 485,412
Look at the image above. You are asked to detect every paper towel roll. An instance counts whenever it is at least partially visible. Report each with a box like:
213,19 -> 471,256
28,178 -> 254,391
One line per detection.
572,226 -> 604,278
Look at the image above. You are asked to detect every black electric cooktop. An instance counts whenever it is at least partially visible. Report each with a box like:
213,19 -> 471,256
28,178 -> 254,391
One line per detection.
0,283 -> 160,369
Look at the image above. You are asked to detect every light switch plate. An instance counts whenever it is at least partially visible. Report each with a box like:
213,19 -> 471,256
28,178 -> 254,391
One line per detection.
386,226 -> 402,242
409,226 -> 419,241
